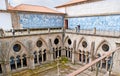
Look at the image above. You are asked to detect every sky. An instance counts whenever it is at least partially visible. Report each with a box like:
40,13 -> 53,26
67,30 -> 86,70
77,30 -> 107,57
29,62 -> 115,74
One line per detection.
8,0 -> 70,8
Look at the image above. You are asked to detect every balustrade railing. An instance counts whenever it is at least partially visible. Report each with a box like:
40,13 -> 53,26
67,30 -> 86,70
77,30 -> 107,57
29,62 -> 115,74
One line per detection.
67,47 -> 120,76
66,28 -> 120,37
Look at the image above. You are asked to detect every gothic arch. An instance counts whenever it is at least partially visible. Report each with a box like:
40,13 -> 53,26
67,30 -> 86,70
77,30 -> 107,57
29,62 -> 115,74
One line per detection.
95,40 -> 111,55
53,35 -> 62,46
64,36 -> 69,44
77,37 -> 88,51
8,40 -> 28,58
35,37 -> 48,50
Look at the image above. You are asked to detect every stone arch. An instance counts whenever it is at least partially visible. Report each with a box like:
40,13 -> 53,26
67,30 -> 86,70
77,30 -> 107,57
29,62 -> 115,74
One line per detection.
64,36 -> 72,47
95,40 -> 111,56
77,37 -> 85,50
8,40 -> 28,58
64,36 -> 69,43
77,37 -> 88,51
53,35 -> 62,46
34,37 -> 48,51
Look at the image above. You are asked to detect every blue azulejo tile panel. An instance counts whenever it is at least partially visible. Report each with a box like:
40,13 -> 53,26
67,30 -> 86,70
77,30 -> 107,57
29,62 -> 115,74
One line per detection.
19,13 -> 64,28
68,15 -> 120,31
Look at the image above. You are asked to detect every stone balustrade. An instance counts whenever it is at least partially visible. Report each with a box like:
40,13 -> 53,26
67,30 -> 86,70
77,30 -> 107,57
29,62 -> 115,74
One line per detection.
0,28 -> 120,37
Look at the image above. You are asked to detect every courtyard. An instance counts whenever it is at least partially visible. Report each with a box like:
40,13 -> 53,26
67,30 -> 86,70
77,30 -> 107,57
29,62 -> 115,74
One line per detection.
12,57 -> 107,76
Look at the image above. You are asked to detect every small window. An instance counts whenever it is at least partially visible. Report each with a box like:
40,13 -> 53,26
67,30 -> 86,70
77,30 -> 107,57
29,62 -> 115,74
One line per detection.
36,40 -> 42,47
82,41 -> 87,48
54,38 -> 59,45
102,44 -> 109,52
13,44 -> 21,52
68,39 -> 72,45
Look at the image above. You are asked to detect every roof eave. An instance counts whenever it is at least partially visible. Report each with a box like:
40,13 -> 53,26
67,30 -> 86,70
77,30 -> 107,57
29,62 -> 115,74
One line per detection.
7,9 -> 66,15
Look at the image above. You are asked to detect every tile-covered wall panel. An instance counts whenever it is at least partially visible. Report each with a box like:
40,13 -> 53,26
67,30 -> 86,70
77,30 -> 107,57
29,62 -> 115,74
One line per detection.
68,15 -> 120,31
19,13 -> 64,28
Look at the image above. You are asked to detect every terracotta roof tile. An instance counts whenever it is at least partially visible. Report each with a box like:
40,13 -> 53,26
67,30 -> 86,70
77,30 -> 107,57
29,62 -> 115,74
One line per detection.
56,0 -> 88,8
8,4 -> 65,14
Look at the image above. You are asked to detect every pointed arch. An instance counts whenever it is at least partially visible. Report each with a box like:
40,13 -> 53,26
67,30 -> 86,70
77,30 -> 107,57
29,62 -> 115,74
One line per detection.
53,35 -> 63,46
64,36 -> 69,44
95,40 -> 110,55
55,35 -> 62,43
35,37 -> 48,50
77,37 -> 87,50
8,40 -> 28,58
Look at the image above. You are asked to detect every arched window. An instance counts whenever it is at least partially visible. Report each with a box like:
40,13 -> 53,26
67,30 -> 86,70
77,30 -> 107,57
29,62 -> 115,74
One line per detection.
79,50 -> 81,61
39,50 -> 42,63
59,47 -> 61,57
82,41 -> 87,48
54,38 -> 59,45
34,51 -> 37,64
53,48 -> 55,59
56,48 -> 58,58
10,56 -> 16,70
102,44 -> 109,52
36,40 -> 43,47
22,54 -> 27,67
13,44 -> 21,52
16,55 -> 21,68
68,39 -> 72,45
43,49 -> 46,61
0,64 -> 2,74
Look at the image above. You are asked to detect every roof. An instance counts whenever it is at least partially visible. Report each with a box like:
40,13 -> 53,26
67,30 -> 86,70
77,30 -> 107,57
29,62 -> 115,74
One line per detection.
55,0 -> 88,8
8,4 -> 65,14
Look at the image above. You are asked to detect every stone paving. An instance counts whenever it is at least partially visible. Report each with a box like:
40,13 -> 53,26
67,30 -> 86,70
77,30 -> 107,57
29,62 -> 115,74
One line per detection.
38,62 -> 107,76
13,62 -> 115,76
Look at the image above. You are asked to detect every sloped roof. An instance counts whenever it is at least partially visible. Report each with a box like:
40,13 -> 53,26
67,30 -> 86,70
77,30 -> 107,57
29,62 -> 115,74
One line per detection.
8,4 -> 65,14
56,0 -> 88,8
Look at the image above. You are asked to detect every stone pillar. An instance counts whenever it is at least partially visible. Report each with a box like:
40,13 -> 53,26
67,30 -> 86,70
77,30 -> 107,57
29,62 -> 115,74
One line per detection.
50,52 -> 54,61
2,62 -> 11,76
15,59 -> 17,69
85,52 -> 88,64
100,60 -> 103,69
42,51 -> 44,63
37,53 -> 39,64
81,51 -> 83,64
57,48 -> 59,58
93,27 -> 96,34
21,57 -> 23,67
72,50 -> 75,64
105,57 -> 109,70
28,55 -> 35,69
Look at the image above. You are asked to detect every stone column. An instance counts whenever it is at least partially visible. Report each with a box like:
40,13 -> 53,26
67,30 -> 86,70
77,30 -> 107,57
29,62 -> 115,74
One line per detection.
105,57 -> 109,70
15,59 -> 17,69
100,60 -> 103,69
72,50 -> 75,64
81,51 -> 83,64
85,52 -> 88,64
37,53 -> 39,64
2,61 -> 11,76
42,51 -> 44,63
50,52 -> 54,61
21,57 -> 23,67
57,49 -> 59,58
28,55 -> 35,69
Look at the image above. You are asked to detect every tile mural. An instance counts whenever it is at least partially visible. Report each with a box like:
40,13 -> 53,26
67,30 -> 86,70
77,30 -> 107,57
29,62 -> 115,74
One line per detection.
68,15 -> 120,31
19,13 -> 64,28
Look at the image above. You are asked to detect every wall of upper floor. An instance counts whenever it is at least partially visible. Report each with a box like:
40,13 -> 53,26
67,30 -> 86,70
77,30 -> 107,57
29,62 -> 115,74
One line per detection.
0,0 -> 7,10
68,15 -> 120,31
57,0 -> 120,17
0,12 -> 13,30
18,13 -> 64,29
